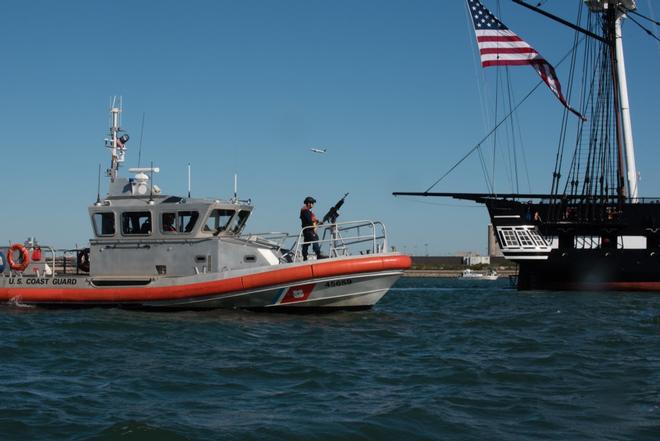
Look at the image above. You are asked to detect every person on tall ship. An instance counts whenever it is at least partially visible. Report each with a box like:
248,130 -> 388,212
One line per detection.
300,196 -> 327,261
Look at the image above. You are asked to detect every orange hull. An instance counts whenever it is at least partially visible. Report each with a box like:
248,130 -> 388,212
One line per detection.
1,255 -> 411,305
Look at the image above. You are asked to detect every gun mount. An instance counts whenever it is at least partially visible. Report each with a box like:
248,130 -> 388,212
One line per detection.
322,193 -> 349,224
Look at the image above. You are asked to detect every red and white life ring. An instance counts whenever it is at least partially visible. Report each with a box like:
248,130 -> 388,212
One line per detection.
7,243 -> 30,272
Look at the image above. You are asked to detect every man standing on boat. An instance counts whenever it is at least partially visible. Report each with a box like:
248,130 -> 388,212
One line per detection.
300,196 -> 326,260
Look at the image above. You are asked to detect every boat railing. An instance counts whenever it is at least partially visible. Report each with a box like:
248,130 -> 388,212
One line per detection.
290,220 -> 389,263
241,232 -> 293,248
240,221 -> 389,264
238,232 -> 299,263
0,246 -> 92,278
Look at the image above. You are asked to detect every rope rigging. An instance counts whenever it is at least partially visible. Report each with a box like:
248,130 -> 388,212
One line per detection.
425,1 -> 649,204
545,3 -> 626,223
425,42 -> 581,193
552,1 -> 583,198
625,10 -> 660,44
628,8 -> 660,27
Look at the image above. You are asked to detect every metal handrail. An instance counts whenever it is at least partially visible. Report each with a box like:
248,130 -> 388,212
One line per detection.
0,245 -> 80,277
291,219 -> 388,263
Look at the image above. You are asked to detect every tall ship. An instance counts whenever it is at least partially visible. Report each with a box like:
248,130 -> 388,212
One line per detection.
396,0 -> 660,290
0,101 -> 411,309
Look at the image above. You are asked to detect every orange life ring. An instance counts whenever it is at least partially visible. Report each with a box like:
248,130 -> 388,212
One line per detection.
7,243 -> 30,272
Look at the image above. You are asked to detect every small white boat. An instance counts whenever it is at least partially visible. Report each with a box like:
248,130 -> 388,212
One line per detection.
483,269 -> 499,281
459,269 -> 499,280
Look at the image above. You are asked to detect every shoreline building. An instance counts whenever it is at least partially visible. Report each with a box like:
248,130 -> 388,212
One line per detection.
488,224 -> 503,258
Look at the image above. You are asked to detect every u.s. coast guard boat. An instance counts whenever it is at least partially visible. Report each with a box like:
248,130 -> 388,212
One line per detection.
0,102 -> 410,310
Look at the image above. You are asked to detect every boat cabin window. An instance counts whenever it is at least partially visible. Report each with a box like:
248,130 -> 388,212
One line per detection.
228,210 -> 250,234
203,209 -> 235,234
162,213 -> 177,233
161,211 -> 199,234
122,212 -> 152,235
180,211 -> 199,232
93,212 -> 115,236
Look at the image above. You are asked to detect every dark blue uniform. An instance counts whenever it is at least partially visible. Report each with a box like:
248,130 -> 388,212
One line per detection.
300,206 -> 322,260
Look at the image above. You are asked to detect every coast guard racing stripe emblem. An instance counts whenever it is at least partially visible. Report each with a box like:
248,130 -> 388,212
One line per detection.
278,283 -> 315,304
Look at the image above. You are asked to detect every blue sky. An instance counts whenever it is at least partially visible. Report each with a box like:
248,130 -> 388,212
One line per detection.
2,0 -> 659,255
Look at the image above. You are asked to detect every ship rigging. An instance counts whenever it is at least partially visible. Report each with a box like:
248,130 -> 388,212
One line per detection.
395,0 -> 660,290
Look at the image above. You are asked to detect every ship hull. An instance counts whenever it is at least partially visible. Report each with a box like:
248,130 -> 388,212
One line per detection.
517,249 -> 660,291
482,197 -> 660,291
0,254 -> 411,310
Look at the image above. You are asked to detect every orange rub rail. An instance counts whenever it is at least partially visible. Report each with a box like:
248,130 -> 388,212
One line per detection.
0,254 -> 412,303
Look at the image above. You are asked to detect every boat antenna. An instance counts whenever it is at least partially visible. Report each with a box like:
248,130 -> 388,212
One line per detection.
137,112 -> 146,168
188,162 -> 192,198
95,163 -> 102,205
105,96 -> 129,182
149,160 -> 155,204
234,173 -> 238,202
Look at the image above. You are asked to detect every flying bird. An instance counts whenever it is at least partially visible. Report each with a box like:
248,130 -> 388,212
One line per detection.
309,148 -> 327,154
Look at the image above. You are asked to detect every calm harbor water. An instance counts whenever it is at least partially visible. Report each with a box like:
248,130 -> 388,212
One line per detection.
2,277 -> 660,441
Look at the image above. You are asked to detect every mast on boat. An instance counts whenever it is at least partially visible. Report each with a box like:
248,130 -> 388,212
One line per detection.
614,2 -> 638,200
586,0 -> 638,200
105,96 -> 130,183
394,1 -> 644,205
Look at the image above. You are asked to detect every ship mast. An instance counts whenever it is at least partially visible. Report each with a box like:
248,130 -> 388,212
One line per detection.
615,4 -> 638,200
105,96 -> 130,183
587,0 -> 638,200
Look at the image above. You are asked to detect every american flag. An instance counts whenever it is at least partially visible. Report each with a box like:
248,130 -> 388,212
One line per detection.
466,0 -> 584,120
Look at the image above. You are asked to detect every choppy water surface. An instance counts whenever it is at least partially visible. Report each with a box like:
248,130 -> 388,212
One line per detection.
2,278 -> 660,440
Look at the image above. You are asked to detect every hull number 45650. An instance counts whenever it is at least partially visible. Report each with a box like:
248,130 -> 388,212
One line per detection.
325,279 -> 352,288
